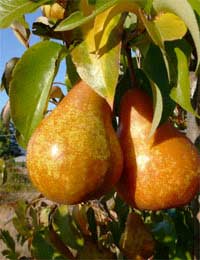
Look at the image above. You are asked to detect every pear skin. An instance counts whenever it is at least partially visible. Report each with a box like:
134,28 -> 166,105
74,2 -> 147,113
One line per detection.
27,81 -> 123,204
117,88 -> 200,210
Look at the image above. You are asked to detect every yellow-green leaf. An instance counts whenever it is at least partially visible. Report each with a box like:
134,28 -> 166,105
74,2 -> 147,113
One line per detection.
170,48 -> 200,118
139,8 -> 163,48
154,12 -> 187,41
71,12 -> 123,104
0,0 -> 50,28
55,0 -> 146,32
149,80 -> 163,137
153,0 -> 200,70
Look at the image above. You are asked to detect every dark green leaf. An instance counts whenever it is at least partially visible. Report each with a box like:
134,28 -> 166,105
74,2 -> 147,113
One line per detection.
0,0 -> 51,28
87,207 -> 98,242
52,205 -> 84,250
0,230 -> 15,251
151,216 -> 177,244
10,40 -> 66,147
12,201 -> 31,237
65,54 -> 80,91
142,43 -> 175,122
31,230 -> 57,260
165,39 -> 192,87
2,249 -> 19,260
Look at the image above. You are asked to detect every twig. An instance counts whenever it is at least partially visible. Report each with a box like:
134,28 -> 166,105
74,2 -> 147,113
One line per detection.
125,44 -> 137,89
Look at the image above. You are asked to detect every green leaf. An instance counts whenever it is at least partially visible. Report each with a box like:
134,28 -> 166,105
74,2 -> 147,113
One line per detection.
0,230 -> 15,251
139,9 -> 164,49
2,249 -> 19,260
31,230 -> 57,260
65,54 -> 80,91
71,13 -> 122,103
149,80 -> 163,137
170,48 -> 200,118
13,201 -> 30,237
187,0 -> 200,16
10,40 -> 66,148
152,217 -> 177,244
87,207 -> 98,242
153,0 -> 200,70
0,0 -> 50,28
55,0 -> 146,31
52,205 -> 84,250
142,44 -> 175,122
55,0 -> 118,31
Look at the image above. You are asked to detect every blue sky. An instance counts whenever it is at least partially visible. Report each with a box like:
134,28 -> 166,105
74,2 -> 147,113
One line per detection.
0,9 -> 66,112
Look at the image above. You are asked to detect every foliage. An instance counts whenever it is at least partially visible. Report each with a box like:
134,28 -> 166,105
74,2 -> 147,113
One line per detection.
0,0 -> 199,259
0,194 -> 197,259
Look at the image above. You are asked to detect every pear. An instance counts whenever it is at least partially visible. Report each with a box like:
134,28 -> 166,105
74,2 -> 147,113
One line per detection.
117,88 -> 200,210
27,81 -> 123,204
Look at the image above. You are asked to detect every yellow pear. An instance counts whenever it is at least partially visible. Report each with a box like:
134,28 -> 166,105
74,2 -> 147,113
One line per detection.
27,81 -> 123,204
117,88 -> 200,210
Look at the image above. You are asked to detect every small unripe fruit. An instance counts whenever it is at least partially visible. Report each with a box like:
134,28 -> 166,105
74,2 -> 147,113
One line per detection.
41,3 -> 65,20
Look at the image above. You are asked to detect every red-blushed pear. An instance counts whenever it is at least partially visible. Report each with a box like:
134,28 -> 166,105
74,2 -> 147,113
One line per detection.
27,80 -> 123,204
117,88 -> 200,210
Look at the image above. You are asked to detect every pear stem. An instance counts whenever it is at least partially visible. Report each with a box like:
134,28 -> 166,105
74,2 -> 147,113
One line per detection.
125,45 -> 137,89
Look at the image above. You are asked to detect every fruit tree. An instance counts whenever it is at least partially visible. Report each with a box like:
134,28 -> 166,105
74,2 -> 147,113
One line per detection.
0,0 -> 200,259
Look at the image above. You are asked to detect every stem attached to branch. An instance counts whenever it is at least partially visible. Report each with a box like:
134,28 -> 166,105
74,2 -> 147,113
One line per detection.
125,44 -> 137,89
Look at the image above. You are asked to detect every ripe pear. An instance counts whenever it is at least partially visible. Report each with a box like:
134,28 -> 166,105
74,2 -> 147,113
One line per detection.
117,88 -> 200,210
27,81 -> 123,204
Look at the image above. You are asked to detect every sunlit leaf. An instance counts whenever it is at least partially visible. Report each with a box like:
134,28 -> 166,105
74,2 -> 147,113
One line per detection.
0,0 -> 50,28
55,0 -> 146,31
170,48 -> 200,118
71,12 -> 122,104
154,12 -> 187,41
144,0 -> 153,14
149,80 -> 163,137
187,0 -> 200,16
10,41 -> 66,148
55,0 -> 118,31
153,0 -> 200,70
139,9 -> 163,49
